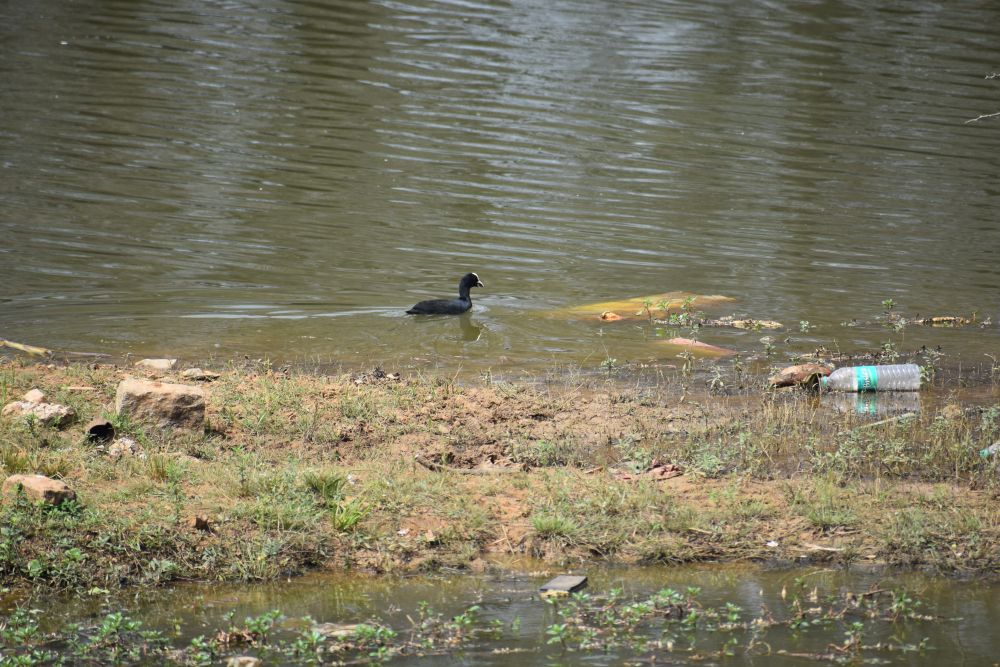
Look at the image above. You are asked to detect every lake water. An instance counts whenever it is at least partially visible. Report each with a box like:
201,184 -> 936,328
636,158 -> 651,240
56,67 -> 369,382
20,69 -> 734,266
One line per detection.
20,564 -> 1000,665
2,0 -> 999,373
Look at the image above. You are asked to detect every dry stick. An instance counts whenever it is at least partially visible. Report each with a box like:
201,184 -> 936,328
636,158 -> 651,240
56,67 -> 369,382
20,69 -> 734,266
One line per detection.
836,412 -> 917,436
413,454 -> 522,475
965,111 -> 1000,124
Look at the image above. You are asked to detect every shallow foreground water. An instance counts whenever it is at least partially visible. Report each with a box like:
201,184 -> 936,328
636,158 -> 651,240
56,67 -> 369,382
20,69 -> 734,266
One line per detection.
2,1 -> 1000,371
18,564 -> 1000,665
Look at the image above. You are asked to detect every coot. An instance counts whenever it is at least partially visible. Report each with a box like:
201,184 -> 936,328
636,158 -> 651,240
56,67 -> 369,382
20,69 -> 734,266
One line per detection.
406,273 -> 484,315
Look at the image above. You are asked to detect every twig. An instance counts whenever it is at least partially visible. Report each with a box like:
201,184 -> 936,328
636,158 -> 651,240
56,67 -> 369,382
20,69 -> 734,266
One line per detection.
965,111 -> 1000,124
837,412 -> 916,436
414,454 -> 522,475
799,543 -> 844,553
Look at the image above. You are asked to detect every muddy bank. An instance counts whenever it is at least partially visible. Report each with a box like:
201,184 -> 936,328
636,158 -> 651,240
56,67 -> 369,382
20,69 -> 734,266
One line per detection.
0,357 -> 998,595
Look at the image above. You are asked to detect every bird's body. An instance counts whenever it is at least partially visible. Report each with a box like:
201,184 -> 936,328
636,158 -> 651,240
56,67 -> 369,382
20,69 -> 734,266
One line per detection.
407,273 -> 484,315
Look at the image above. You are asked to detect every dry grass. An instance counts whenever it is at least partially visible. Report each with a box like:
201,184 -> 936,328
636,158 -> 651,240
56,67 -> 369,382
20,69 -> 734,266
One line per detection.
0,357 -> 998,593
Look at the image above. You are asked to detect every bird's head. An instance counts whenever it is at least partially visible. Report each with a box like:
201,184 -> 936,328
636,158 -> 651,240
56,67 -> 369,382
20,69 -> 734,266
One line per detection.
461,272 -> 484,289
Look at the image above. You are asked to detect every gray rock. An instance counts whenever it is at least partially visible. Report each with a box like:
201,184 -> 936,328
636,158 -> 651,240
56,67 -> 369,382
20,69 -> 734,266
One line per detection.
2,401 -> 76,428
115,378 -> 205,430
135,358 -> 178,371
3,474 -> 77,506
108,437 -> 144,460
23,388 -> 46,403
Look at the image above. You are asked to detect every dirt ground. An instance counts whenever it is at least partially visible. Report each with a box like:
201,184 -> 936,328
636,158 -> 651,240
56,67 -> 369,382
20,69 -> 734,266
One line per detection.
1,358 -> 999,593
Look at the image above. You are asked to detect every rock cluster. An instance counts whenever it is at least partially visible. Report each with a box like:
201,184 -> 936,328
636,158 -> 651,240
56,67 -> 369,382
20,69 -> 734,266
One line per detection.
1,389 -> 76,427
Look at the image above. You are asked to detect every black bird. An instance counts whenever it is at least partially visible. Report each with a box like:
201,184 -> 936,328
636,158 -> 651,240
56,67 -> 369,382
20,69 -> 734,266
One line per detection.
406,273 -> 484,315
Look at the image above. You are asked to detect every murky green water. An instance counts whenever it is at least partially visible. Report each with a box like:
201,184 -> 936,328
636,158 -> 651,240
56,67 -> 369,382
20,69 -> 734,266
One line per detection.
16,564 -> 1000,665
1,0 -> 999,372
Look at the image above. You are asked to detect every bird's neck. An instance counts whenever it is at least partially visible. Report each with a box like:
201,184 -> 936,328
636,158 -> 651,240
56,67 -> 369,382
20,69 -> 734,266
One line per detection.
458,284 -> 473,300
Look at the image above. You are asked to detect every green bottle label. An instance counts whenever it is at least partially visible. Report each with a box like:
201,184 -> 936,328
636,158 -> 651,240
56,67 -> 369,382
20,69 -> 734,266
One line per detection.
854,366 -> 878,391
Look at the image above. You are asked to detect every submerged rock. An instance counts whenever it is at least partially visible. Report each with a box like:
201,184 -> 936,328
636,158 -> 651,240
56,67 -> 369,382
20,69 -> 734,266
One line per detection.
658,338 -> 737,358
2,400 -> 76,427
115,378 -> 205,430
2,474 -> 76,506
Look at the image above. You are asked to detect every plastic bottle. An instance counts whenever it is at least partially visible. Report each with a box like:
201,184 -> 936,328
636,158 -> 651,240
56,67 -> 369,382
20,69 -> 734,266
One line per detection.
820,363 -> 921,392
980,442 -> 1000,458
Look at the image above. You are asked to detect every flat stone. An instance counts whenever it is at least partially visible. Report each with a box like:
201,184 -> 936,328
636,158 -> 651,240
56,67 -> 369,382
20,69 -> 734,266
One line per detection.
180,368 -> 220,381
2,401 -> 76,428
539,574 -> 588,596
115,378 -> 205,430
135,358 -> 178,371
3,474 -> 76,506
23,389 -> 46,403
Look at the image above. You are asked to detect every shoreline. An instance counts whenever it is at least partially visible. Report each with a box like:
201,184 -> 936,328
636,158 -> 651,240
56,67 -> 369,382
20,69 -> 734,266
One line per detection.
1,356 -> 998,597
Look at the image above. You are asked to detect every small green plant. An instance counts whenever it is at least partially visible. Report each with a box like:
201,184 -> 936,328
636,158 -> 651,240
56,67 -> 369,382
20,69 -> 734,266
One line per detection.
878,341 -> 900,363
144,453 -> 182,483
531,512 -> 579,542
678,350 -> 694,376
330,498 -> 366,532
302,470 -> 347,505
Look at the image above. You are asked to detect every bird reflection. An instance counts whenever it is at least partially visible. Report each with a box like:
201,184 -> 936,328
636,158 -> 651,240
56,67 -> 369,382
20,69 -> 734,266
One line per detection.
459,314 -> 483,342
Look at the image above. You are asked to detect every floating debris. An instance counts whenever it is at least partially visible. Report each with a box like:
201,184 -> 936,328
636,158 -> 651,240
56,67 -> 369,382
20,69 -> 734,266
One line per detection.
705,316 -> 783,330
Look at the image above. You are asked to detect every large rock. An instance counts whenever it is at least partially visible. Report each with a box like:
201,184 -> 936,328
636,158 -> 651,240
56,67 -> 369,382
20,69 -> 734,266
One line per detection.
3,474 -> 77,506
2,401 -> 76,428
115,378 -> 205,430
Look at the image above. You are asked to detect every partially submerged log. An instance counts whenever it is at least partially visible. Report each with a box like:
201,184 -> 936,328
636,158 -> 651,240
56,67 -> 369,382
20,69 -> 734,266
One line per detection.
0,339 -> 52,357
549,291 -> 735,321
704,316 -> 783,330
